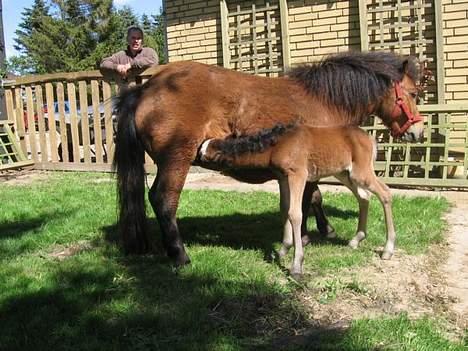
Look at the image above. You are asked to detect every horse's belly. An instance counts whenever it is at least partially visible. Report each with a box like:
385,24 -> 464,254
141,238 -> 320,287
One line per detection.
222,168 -> 276,184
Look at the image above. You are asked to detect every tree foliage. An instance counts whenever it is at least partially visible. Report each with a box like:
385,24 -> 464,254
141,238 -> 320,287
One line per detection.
7,0 -> 165,75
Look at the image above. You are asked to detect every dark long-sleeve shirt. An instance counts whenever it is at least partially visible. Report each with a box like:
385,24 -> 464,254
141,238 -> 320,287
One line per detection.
100,46 -> 158,77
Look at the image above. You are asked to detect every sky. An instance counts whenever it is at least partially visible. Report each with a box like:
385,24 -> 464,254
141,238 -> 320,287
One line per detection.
2,0 -> 163,59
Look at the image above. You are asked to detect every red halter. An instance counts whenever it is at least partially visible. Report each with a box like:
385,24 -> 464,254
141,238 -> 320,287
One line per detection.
389,82 -> 424,138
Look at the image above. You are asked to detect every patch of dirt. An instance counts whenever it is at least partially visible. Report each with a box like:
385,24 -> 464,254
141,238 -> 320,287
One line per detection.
0,169 -> 49,185
46,240 -> 94,261
443,199 -> 468,328
297,249 -> 458,330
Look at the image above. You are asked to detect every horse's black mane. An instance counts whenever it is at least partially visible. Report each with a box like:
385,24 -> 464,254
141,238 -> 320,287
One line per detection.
287,51 -> 419,119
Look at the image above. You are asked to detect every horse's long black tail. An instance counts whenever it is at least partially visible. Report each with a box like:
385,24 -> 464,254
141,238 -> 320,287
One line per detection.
204,122 -> 297,163
112,84 -> 150,254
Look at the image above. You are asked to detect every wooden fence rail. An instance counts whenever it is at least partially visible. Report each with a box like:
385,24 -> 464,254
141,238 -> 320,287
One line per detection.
2,69 -> 468,188
3,69 -> 154,172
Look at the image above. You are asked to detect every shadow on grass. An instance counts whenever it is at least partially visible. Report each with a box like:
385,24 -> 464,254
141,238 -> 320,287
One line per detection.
0,251 -> 361,351
322,204 -> 358,220
0,210 -> 74,240
102,211 -> 350,262
0,218 -> 48,239
0,210 -> 76,259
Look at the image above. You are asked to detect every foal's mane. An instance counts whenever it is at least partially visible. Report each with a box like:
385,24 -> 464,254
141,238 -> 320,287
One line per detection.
287,51 -> 419,121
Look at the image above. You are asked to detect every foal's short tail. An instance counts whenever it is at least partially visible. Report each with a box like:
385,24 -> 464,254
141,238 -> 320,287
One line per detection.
200,122 -> 297,163
112,84 -> 150,254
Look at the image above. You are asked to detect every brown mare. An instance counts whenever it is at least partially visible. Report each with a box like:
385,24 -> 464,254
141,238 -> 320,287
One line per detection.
198,124 -> 402,277
113,51 -> 424,266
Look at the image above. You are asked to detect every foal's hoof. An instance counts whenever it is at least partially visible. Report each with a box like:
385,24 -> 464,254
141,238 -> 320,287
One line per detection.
326,230 -> 337,239
381,251 -> 393,260
290,271 -> 303,282
348,239 -> 359,249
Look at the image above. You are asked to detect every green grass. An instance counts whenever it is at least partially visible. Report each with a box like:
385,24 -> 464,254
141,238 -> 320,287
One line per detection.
0,172 -> 464,350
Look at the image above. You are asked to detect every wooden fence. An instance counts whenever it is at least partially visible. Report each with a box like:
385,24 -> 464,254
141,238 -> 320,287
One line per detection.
2,70 -> 154,172
2,70 -> 468,188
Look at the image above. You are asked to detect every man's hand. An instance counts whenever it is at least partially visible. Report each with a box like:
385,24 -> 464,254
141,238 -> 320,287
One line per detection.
116,63 -> 132,77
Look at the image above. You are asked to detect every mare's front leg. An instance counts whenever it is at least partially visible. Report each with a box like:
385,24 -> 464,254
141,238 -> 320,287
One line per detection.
149,159 -> 192,266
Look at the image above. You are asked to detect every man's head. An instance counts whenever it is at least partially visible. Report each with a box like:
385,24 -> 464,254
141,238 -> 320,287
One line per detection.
127,26 -> 144,55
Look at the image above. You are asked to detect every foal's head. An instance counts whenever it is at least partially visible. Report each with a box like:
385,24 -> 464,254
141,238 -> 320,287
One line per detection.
377,61 -> 425,142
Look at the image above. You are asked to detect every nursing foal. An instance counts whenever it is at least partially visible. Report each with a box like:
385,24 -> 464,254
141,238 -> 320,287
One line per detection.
199,124 -> 394,277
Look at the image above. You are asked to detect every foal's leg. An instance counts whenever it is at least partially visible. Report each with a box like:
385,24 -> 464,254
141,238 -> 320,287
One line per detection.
349,172 -> 396,259
148,159 -> 191,266
278,178 -> 293,257
367,178 -> 395,260
287,174 -> 307,277
300,182 -> 313,245
334,173 -> 369,249
348,195 -> 369,249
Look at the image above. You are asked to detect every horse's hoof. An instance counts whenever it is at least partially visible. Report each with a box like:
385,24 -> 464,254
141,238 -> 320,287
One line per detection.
290,271 -> 303,282
381,251 -> 393,260
348,239 -> 359,249
319,224 -> 336,238
278,244 -> 291,257
301,235 -> 311,246
174,251 -> 191,266
167,246 -> 191,266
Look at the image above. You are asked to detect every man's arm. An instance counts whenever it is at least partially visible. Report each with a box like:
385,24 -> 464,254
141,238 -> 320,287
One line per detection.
131,48 -> 159,69
100,51 -> 128,76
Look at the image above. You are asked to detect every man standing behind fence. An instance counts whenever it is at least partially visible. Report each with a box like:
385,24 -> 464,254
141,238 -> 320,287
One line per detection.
100,26 -> 158,81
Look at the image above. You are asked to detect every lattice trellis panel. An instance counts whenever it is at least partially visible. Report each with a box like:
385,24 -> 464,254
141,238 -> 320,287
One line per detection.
220,0 -> 285,76
359,0 -> 442,104
0,121 -> 34,170
361,0 -> 432,58
362,105 -> 468,188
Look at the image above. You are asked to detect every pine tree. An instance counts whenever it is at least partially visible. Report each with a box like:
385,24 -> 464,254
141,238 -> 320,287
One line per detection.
8,1 -> 165,74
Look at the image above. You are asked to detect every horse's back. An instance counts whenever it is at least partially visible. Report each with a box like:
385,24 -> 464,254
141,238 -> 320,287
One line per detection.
134,61 -> 310,160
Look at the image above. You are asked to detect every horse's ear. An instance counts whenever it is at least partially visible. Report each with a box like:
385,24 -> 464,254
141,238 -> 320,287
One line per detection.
400,59 -> 409,74
418,67 -> 434,92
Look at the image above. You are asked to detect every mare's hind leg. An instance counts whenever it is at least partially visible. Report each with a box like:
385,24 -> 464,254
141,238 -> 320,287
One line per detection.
149,160 -> 191,266
310,182 -> 336,239
301,182 -> 336,246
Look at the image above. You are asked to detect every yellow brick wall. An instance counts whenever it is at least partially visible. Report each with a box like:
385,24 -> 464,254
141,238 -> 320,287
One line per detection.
166,0 -> 221,65
165,0 -> 467,103
442,0 -> 468,103
286,0 -> 360,64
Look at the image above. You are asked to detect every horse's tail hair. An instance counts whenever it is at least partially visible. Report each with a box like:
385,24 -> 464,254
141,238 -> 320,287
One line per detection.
206,121 -> 298,161
112,84 -> 150,254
